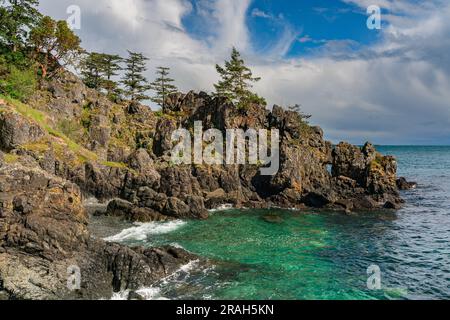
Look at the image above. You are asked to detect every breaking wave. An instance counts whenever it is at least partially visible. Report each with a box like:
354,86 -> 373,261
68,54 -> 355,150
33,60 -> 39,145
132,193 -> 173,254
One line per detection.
104,220 -> 186,243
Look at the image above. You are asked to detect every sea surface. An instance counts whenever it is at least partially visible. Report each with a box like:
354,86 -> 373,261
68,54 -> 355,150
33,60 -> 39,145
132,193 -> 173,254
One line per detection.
90,146 -> 450,300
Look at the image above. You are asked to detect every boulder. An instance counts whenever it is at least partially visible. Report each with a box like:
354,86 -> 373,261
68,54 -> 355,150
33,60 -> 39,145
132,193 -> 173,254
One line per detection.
0,111 -> 45,151
396,177 -> 417,190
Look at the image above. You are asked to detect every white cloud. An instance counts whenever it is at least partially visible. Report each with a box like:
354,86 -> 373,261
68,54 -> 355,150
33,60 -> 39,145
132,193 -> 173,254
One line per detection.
251,8 -> 271,19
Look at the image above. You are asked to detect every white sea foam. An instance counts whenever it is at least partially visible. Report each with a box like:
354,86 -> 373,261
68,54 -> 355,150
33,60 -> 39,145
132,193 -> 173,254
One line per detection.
209,203 -> 234,212
110,260 -> 202,300
104,220 -> 186,242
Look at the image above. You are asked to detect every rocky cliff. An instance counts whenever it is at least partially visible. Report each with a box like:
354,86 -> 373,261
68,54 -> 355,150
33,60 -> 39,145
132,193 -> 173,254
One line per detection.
0,70 -> 407,299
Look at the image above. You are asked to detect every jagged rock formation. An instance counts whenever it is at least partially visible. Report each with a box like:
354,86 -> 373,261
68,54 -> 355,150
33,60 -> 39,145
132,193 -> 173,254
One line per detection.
0,70 -> 408,299
0,160 -> 196,299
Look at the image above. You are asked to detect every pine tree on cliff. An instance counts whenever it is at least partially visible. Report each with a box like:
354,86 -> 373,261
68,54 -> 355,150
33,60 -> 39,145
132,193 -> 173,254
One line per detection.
80,52 -> 105,89
101,53 -> 123,96
0,0 -> 41,52
214,47 -> 266,108
150,66 -> 178,111
121,51 -> 151,102
288,104 -> 311,124
81,52 -> 123,94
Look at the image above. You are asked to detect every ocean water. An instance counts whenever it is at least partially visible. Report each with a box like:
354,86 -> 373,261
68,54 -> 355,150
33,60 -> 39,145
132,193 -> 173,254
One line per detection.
96,146 -> 450,300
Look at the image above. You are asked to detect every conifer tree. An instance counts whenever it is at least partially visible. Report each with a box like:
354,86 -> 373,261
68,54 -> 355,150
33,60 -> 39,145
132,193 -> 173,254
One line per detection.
80,52 -> 122,94
80,52 -> 104,89
121,50 -> 150,102
150,66 -> 178,110
101,54 -> 122,81
101,53 -> 123,97
0,0 -> 41,52
214,47 -> 266,108
288,104 -> 311,123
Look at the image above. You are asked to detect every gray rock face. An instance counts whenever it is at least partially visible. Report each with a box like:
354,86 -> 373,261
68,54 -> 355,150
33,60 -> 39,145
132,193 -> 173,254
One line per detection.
0,111 -> 45,151
0,163 -> 198,300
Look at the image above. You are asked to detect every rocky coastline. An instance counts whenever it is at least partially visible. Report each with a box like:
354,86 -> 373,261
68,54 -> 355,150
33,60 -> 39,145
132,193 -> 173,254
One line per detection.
0,71 -> 415,299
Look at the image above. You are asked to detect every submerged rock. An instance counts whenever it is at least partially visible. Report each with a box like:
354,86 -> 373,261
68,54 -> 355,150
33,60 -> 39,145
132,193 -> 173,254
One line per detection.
262,214 -> 284,224
397,177 -> 418,190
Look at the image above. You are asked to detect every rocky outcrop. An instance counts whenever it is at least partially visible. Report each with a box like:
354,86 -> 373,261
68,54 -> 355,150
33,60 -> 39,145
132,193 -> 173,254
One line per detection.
0,163 -> 198,300
0,109 -> 45,151
98,198 -> 168,222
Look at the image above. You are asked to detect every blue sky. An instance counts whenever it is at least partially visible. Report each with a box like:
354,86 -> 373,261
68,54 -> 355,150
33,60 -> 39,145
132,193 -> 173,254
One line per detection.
38,0 -> 450,145
183,0 -> 383,57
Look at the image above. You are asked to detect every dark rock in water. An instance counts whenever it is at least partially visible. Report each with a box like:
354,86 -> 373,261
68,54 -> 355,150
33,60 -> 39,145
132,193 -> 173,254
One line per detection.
0,290 -> 9,300
128,291 -> 145,300
163,196 -> 208,220
302,192 -> 332,208
384,200 -> 402,210
397,177 -> 417,190
262,215 -> 284,224
103,198 -> 169,222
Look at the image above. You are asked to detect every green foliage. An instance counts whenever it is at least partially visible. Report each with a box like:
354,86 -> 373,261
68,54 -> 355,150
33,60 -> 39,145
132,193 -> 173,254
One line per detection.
121,50 -> 151,102
150,66 -> 178,110
288,104 -> 311,124
57,118 -> 83,141
214,47 -> 266,108
0,0 -> 41,51
29,15 -> 82,78
0,46 -> 34,69
80,104 -> 92,130
0,61 -> 36,101
80,52 -> 123,95
288,104 -> 313,135
80,52 -> 104,89
102,53 -> 123,80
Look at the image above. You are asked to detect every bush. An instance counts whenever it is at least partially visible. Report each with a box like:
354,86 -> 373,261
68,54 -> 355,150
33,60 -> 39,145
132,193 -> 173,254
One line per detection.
57,118 -> 84,141
0,65 -> 37,102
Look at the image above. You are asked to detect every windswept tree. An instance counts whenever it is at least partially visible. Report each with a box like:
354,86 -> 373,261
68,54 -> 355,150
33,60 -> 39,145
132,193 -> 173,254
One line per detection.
214,47 -> 266,108
288,103 -> 312,135
121,51 -> 150,102
150,66 -> 178,110
101,53 -> 122,81
101,53 -> 123,97
29,16 -> 82,78
0,0 -> 41,52
288,104 -> 311,124
80,52 -> 122,94
80,52 -> 105,89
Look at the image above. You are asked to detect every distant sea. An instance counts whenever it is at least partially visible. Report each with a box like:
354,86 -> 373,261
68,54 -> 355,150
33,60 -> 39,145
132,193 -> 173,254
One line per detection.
92,146 -> 450,300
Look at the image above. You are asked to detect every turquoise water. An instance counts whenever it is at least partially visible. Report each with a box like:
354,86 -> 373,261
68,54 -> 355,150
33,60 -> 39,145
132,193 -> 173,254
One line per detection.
100,146 -> 450,300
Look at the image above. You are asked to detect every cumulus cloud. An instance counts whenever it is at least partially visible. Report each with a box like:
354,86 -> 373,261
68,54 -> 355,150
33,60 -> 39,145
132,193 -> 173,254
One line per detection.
38,0 -> 450,144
